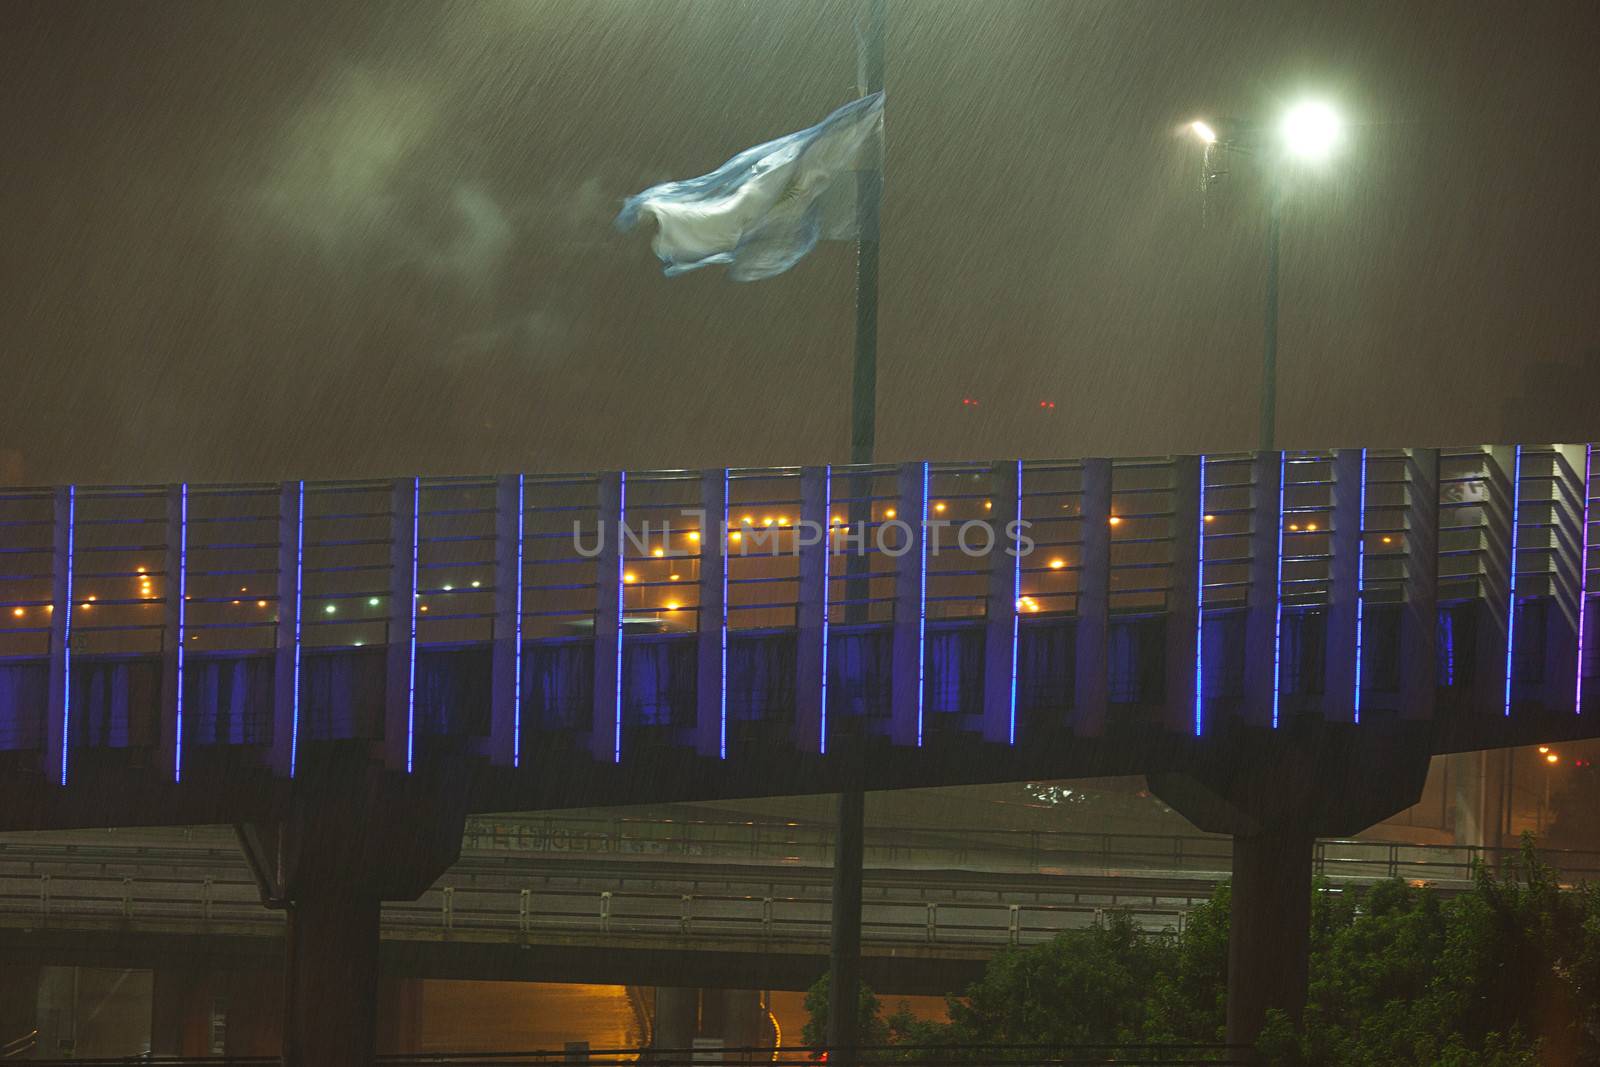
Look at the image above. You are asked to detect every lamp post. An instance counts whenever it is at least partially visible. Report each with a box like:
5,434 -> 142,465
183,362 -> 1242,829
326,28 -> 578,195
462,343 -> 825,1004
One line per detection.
1190,101 -> 1343,452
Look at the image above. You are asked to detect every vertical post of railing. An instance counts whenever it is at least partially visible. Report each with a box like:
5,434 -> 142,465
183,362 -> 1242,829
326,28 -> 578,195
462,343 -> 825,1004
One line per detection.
1546,445 -> 1587,712
270,482 -> 303,776
1074,459 -> 1111,735
795,466 -> 830,753
983,460 -> 1023,743
1477,446 -> 1516,717
1403,449 -> 1440,720
490,474 -> 524,767
696,469 -> 730,759
45,486 -> 73,785
889,462 -> 928,746
1244,451 -> 1285,728
1166,455 -> 1201,735
592,472 -> 625,764
384,478 -> 420,770
1325,450 -> 1363,722
160,484 -> 187,780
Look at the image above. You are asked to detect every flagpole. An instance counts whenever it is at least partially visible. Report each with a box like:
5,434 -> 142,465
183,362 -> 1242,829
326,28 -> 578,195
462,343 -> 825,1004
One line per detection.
830,3 -> 884,1066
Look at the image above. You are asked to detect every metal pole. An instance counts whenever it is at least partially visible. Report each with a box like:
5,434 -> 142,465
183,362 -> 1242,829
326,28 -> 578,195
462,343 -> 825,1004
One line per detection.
1260,171 -> 1281,453
830,4 -> 884,1065
851,0 -> 884,466
827,787 -> 867,1066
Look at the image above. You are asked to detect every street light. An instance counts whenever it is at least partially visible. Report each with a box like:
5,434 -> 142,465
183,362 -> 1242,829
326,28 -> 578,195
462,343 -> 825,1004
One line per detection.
1188,99 -> 1344,450
1280,101 -> 1343,161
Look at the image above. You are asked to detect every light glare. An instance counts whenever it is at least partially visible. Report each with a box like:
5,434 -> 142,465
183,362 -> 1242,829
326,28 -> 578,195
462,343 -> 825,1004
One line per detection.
1280,100 -> 1342,160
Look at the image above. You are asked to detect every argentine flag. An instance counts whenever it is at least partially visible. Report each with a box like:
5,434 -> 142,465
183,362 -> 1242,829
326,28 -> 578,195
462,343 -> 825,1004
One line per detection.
616,92 -> 883,282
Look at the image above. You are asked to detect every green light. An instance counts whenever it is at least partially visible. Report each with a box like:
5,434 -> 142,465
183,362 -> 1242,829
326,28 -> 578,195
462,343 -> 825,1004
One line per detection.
368,597 -> 380,607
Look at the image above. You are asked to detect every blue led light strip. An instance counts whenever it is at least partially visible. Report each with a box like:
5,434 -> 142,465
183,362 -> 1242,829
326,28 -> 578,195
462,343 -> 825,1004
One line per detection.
1194,455 -> 1206,738
173,484 -> 188,784
613,472 -> 626,764
1271,452 -> 1287,729
916,461 -> 929,747
819,466 -> 832,754
1008,459 -> 1022,746
513,474 -> 526,766
1353,450 -> 1368,724
718,468 -> 729,760
289,481 -> 305,778
405,477 -> 421,772
1578,445 -> 1593,716
59,485 -> 76,786
1504,447 -> 1523,717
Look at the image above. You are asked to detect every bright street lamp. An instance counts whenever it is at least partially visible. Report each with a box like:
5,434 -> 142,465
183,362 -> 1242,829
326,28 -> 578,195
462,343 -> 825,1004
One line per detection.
1280,100 -> 1343,161
1187,99 -> 1345,450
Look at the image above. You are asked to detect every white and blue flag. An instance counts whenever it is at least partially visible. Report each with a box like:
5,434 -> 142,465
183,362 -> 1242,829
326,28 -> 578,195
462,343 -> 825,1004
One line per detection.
616,92 -> 883,282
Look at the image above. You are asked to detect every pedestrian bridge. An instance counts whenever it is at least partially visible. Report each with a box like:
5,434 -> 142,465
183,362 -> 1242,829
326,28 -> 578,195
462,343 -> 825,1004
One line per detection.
0,444 -> 1596,830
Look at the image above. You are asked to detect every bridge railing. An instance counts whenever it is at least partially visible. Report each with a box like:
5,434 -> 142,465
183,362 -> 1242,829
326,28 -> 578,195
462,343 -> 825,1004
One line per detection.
460,813 -> 1600,883
3,446 -> 1599,783
0,869 -> 1201,946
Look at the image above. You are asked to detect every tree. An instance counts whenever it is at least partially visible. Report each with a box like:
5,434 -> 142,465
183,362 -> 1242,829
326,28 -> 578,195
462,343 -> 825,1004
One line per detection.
943,911 -> 1171,1046
802,973 -> 890,1050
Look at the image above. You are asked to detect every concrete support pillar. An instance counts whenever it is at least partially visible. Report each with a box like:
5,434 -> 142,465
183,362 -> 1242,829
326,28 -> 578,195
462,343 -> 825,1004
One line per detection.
981,460 -> 1022,744
695,470 -> 730,758
653,986 -> 699,1050
222,969 -> 284,1055
827,788 -> 866,1067
591,472 -> 625,763
284,888 -> 381,1066
794,467 -> 830,752
889,462 -> 927,747
1451,750 -> 1490,849
35,966 -> 78,1058
384,478 -> 420,769
1073,459 -> 1111,735
236,762 -> 467,1067
490,475 -> 524,766
1227,827 -> 1314,1047
705,989 -> 764,1051
376,978 -> 423,1055
1149,722 -> 1433,1052
270,481 -> 304,775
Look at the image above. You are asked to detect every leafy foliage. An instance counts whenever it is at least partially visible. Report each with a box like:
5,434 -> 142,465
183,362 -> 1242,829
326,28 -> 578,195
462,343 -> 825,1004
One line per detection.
804,838 -> 1600,1065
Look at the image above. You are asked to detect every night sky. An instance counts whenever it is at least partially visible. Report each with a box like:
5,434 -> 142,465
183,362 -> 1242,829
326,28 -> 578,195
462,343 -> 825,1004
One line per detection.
4,0 -> 1597,488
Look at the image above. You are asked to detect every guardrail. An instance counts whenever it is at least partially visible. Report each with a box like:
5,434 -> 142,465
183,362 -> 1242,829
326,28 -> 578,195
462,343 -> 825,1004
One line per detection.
0,869 -> 1201,947
459,814 -> 1600,884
